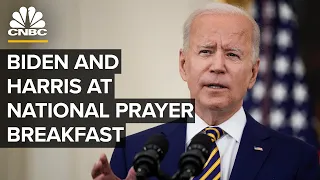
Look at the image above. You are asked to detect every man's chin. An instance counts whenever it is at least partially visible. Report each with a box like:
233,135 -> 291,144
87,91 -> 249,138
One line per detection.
198,99 -> 230,111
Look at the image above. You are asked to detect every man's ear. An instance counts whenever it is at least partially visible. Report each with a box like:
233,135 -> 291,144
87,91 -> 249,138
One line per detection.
248,58 -> 260,89
179,49 -> 188,81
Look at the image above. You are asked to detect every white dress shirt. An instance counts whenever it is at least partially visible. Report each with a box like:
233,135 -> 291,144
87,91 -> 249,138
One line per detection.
186,106 -> 247,180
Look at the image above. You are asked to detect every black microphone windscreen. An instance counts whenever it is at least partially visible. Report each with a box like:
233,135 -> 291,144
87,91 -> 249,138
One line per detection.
189,133 -> 212,154
176,133 -> 213,179
133,134 -> 169,179
144,134 -> 169,159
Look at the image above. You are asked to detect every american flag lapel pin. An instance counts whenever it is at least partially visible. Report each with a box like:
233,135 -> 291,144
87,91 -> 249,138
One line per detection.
254,146 -> 263,151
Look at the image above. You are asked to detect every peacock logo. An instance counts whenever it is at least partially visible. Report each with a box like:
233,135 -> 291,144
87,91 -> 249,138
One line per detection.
8,6 -> 48,41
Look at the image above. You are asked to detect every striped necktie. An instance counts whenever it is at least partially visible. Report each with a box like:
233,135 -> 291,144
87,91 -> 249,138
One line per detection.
193,126 -> 225,180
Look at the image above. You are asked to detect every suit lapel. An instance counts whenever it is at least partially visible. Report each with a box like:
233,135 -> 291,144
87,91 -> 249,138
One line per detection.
229,112 -> 272,180
158,118 -> 187,176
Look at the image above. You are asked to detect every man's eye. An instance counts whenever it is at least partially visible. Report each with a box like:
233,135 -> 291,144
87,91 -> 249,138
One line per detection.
227,53 -> 239,58
199,50 -> 212,54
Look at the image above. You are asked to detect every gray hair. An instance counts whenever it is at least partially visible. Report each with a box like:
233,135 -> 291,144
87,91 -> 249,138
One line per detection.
182,2 -> 260,63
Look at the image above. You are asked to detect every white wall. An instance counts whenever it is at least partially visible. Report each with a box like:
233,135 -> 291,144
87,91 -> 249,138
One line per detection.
1,0 -> 215,180
1,1 -> 29,180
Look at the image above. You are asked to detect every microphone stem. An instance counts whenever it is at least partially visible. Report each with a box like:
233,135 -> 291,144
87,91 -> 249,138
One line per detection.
179,171 -> 193,180
157,170 -> 172,180
171,170 -> 181,180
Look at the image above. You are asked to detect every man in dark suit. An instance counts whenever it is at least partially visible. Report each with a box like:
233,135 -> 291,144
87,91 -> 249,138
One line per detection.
91,2 -> 320,180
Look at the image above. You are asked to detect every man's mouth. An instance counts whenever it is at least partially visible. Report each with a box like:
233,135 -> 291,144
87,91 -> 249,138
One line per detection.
206,83 -> 227,89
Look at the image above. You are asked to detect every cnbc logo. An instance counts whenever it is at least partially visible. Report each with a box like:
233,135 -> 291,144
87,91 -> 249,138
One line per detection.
8,6 -> 48,43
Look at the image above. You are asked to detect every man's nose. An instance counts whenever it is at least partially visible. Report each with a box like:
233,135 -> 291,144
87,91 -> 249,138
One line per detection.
209,52 -> 226,74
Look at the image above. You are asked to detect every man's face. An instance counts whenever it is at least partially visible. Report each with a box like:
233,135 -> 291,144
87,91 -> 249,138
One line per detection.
179,13 -> 259,111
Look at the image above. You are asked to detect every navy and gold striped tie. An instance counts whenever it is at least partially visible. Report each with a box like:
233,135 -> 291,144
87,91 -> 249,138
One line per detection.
193,127 -> 225,180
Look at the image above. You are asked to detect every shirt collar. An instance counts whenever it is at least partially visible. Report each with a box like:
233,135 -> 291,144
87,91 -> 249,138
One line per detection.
186,106 -> 247,145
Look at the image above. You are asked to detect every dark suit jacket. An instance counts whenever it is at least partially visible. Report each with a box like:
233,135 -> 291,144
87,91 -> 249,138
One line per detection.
110,111 -> 320,180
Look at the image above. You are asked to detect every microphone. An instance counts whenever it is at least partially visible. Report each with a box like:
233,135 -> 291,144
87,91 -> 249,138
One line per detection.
175,133 -> 212,180
132,133 -> 169,180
